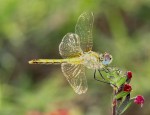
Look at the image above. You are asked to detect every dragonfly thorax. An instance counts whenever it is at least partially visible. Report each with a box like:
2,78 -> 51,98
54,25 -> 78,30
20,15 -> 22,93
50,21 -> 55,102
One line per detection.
82,51 -> 102,69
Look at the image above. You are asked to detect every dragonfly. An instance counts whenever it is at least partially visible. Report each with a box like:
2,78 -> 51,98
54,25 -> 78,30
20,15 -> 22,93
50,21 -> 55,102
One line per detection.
29,12 -> 113,94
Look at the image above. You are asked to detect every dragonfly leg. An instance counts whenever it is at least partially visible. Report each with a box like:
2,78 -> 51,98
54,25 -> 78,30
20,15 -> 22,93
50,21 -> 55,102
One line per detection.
104,65 -> 121,73
104,66 -> 122,76
94,70 -> 119,89
98,69 -> 105,80
94,70 -> 110,85
101,67 -> 110,73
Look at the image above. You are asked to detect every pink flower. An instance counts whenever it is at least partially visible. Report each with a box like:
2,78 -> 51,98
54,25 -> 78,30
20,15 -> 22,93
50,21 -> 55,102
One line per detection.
134,95 -> 144,107
126,71 -> 132,79
123,84 -> 132,92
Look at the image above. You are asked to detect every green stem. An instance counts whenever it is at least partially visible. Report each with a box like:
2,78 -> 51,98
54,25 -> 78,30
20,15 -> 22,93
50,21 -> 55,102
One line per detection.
112,88 -> 117,115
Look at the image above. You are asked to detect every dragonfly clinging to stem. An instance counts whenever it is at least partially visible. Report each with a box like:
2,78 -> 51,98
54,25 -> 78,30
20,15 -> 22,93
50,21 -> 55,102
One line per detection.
29,12 -> 113,94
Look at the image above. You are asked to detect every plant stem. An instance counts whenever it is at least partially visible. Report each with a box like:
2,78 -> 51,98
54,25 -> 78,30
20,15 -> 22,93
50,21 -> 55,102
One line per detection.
112,88 -> 117,115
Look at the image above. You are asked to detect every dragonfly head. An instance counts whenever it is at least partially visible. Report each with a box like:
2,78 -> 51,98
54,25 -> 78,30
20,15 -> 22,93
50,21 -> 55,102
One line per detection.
100,52 -> 113,66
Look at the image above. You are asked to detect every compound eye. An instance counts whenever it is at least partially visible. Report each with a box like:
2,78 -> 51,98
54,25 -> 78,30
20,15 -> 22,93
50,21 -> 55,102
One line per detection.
102,53 -> 113,65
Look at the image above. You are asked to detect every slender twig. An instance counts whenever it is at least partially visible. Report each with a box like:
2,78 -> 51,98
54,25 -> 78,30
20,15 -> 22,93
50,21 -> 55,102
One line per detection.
112,88 -> 117,115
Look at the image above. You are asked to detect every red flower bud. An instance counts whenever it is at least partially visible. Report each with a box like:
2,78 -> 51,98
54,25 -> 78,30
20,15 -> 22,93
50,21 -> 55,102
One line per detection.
123,84 -> 132,92
126,71 -> 132,79
134,95 -> 144,107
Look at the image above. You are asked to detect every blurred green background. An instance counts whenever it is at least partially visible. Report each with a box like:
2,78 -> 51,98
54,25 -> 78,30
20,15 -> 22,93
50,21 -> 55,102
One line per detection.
0,0 -> 150,115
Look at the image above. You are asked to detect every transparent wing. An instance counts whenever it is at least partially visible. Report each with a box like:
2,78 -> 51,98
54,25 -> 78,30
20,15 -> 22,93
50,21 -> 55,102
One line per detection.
61,63 -> 88,94
59,33 -> 83,58
75,12 -> 94,52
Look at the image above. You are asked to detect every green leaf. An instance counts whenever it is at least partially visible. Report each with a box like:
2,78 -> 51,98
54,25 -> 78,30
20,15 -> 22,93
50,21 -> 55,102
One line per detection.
116,77 -> 126,87
115,91 -> 130,99
117,99 -> 134,114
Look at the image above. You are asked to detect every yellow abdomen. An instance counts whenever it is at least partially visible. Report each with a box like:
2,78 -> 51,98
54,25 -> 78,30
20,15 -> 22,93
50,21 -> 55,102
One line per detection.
28,57 -> 83,65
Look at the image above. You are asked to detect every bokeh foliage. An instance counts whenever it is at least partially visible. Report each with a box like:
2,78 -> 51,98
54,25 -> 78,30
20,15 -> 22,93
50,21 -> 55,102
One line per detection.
0,0 -> 150,115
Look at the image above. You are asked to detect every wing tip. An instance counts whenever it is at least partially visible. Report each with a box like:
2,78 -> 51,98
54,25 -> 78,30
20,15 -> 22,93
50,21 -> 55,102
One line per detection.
75,87 -> 88,95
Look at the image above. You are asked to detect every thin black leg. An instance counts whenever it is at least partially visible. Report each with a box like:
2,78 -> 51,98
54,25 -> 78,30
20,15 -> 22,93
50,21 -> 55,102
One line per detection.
94,70 -> 110,85
98,69 -> 105,80
94,70 -> 119,89
104,66 -> 120,74
104,67 -> 111,73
